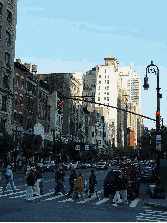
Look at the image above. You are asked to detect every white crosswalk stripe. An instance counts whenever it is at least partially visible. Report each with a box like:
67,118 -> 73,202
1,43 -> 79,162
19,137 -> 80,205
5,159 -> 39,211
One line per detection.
0,187 -> 142,208
136,209 -> 167,222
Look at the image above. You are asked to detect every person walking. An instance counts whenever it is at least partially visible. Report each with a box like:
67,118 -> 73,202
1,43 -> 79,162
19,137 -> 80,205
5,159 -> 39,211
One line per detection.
33,166 -> 41,196
72,171 -> 85,201
54,165 -> 66,195
66,168 -> 77,198
25,168 -> 35,201
113,172 -> 122,204
39,174 -> 44,195
121,169 -> 129,204
87,169 -> 97,198
3,165 -> 15,193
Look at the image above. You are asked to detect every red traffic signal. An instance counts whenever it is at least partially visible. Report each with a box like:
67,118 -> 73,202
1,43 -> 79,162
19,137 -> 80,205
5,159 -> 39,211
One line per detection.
57,101 -> 63,114
156,111 -> 160,116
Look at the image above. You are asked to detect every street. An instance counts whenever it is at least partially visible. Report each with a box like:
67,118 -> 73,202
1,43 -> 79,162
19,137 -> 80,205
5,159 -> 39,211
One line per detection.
0,167 -> 167,222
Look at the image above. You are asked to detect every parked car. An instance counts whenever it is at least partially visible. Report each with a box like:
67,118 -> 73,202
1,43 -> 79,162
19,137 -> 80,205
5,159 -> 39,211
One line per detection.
104,170 -> 140,199
58,163 -> 67,171
71,161 -> 80,169
139,167 -> 156,183
91,161 -> 98,168
80,163 -> 87,169
65,162 -> 72,170
96,162 -> 108,170
43,160 -> 55,172
85,163 -> 91,168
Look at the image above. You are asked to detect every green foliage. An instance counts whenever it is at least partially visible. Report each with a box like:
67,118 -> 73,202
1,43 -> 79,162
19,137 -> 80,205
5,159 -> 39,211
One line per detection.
112,146 -> 135,159
0,132 -> 14,157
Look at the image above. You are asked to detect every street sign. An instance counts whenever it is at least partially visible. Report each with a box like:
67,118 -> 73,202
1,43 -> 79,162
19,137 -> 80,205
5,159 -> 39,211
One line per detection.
85,145 -> 89,150
75,145 -> 80,150
156,135 -> 161,150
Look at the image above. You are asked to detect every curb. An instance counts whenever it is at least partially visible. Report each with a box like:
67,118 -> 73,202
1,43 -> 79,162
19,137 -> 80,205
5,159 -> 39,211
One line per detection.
144,202 -> 167,210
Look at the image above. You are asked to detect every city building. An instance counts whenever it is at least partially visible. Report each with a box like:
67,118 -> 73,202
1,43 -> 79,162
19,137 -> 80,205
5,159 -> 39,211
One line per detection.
0,0 -> 17,135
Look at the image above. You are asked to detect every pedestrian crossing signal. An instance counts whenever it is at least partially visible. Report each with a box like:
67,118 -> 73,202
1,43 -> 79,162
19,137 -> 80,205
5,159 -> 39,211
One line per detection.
57,101 -> 63,114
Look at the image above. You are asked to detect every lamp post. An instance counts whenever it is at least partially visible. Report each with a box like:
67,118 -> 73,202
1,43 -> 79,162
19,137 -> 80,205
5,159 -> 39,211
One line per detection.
143,61 -> 163,198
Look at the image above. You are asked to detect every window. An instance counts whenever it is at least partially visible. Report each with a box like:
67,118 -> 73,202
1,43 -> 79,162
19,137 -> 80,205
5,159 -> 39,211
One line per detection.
99,75 -> 101,78
99,81 -> 101,84
98,92 -> 100,95
107,92 -> 109,95
2,96 -> 7,112
4,52 -> 10,65
7,10 -> 12,24
39,107 -> 41,117
104,92 -> 106,94
19,114 -> 23,125
15,76 -> 19,87
6,31 -> 11,45
8,0 -> 13,4
3,75 -> 9,88
20,96 -> 23,108
98,97 -> 100,101
105,75 -> 106,78
108,75 -> 109,78
98,86 -> 100,90
107,97 -> 109,101
21,78 -> 24,89
105,69 -> 106,73
92,92 -> 95,96
105,80 -> 106,83
104,97 -> 106,100
107,80 -> 109,84
1,119 -> 6,134
107,86 -> 109,90
14,95 -> 17,106
0,3 -> 2,16
91,98 -> 95,103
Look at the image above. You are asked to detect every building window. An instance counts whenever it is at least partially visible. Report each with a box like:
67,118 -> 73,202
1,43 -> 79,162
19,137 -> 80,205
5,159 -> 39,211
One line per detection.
91,98 -> 95,103
6,31 -> 11,45
7,10 -> 12,24
43,108 -> 47,118
92,92 -> 95,96
107,92 -> 109,95
1,119 -> 6,134
98,97 -> 100,101
107,97 -> 109,101
3,75 -> 9,88
99,75 -> 101,78
14,95 -> 17,106
4,52 -> 10,65
104,92 -> 106,94
98,86 -> 100,90
105,80 -> 106,83
8,0 -> 13,4
107,86 -> 109,90
19,114 -> 23,125
105,69 -> 106,73
99,81 -> 101,84
0,3 -> 2,16
98,92 -> 100,95
21,78 -> 24,89
107,80 -> 109,84
20,96 -> 23,108
2,96 -> 7,112
15,76 -> 19,87
104,97 -> 106,100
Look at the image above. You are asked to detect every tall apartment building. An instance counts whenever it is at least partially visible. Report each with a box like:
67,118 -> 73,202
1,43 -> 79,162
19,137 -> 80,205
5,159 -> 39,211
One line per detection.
0,0 -> 17,135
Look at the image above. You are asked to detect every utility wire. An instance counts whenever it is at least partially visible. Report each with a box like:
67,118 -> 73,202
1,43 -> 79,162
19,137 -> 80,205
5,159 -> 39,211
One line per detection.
58,93 -> 156,122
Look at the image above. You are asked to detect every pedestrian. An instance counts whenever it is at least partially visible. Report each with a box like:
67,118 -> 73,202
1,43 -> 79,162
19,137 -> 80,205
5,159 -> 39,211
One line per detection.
54,165 -> 66,195
66,168 -> 77,198
72,171 -> 85,201
3,165 -> 15,193
33,166 -> 41,196
87,169 -> 97,198
39,173 -> 44,195
113,172 -> 122,204
18,159 -> 22,171
25,168 -> 35,201
121,169 -> 129,204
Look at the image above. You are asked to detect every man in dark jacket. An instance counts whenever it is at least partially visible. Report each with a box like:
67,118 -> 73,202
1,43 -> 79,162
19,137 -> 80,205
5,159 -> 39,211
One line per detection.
25,168 -> 35,201
67,168 -> 77,198
113,172 -> 123,204
87,169 -> 97,198
54,165 -> 66,195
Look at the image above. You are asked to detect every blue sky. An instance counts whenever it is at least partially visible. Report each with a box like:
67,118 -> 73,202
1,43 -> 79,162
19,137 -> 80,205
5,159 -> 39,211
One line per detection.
15,0 -> 167,129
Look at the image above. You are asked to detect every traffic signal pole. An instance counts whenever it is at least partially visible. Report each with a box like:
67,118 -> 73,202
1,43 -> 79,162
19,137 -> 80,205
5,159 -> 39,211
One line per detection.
143,61 -> 164,198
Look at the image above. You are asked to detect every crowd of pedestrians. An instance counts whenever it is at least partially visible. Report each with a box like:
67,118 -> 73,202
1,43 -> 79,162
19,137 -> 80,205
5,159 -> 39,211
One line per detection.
1,163 -> 139,204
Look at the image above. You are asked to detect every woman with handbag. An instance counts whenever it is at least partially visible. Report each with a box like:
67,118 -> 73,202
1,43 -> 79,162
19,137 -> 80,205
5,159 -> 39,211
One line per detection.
3,165 -> 15,193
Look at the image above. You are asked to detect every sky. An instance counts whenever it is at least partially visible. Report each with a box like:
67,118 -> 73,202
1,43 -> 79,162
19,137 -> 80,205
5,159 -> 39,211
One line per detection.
15,0 -> 167,129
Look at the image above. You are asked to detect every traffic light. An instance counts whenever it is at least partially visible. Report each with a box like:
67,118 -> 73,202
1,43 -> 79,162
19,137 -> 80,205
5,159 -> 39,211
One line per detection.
156,111 -> 160,130
57,101 -> 63,114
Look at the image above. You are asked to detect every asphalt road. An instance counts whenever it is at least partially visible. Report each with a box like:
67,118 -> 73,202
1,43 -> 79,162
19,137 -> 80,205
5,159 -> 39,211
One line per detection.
0,166 -> 166,222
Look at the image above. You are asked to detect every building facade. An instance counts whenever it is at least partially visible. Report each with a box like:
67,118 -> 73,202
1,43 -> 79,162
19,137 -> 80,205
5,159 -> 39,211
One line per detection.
0,0 -> 17,135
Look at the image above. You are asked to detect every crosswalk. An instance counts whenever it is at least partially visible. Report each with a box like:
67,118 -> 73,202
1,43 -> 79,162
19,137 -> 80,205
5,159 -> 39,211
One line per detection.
137,207 -> 167,222
0,186 -> 141,208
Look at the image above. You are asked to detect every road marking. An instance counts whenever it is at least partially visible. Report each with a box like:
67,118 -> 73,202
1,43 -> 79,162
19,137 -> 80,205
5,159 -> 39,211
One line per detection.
129,198 -> 141,207
94,198 -> 110,205
59,198 -> 73,202
44,194 -> 64,201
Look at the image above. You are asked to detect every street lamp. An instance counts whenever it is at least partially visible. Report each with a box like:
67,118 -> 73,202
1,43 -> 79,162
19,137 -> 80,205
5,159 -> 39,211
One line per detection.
143,61 -> 164,198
